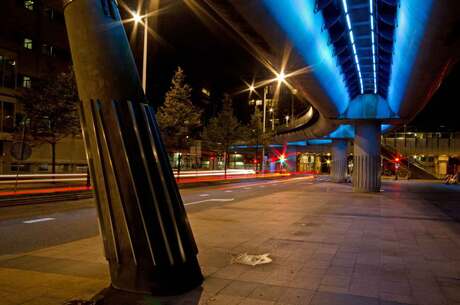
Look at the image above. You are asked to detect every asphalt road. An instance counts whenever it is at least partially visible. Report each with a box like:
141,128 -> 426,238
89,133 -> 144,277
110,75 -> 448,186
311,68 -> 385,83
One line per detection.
0,175 -> 325,255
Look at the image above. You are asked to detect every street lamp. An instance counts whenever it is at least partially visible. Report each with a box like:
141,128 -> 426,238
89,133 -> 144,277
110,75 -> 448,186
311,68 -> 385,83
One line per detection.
291,88 -> 297,120
133,12 -> 142,23
285,115 -> 290,127
269,107 -> 275,131
276,71 -> 286,84
131,11 -> 149,93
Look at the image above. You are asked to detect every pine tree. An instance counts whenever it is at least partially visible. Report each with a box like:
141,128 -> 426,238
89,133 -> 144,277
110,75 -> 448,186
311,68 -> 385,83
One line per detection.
156,67 -> 202,152
203,94 -> 245,176
18,68 -> 80,174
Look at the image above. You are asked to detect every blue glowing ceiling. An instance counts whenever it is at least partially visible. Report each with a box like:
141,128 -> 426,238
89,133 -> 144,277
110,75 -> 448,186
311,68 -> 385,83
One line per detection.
316,0 -> 397,100
262,0 -> 434,129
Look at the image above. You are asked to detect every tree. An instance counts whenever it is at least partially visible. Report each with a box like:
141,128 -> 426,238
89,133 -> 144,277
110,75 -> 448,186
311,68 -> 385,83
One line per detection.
18,68 -> 80,174
203,94 -> 246,176
245,108 -> 274,171
156,67 -> 202,154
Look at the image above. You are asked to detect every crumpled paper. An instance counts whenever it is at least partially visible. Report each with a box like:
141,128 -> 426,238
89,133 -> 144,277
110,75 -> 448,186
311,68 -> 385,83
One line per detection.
231,253 -> 272,266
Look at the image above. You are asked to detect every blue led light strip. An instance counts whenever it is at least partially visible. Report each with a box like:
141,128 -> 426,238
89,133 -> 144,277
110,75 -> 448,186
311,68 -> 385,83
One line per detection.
370,0 -> 377,94
341,0 -> 363,94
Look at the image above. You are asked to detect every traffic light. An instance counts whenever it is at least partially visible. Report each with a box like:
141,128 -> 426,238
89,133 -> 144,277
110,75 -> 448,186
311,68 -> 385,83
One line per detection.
279,154 -> 286,163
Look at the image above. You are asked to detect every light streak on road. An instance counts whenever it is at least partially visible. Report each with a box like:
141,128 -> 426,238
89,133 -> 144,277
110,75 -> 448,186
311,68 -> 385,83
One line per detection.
23,217 -> 56,224
185,198 -> 235,206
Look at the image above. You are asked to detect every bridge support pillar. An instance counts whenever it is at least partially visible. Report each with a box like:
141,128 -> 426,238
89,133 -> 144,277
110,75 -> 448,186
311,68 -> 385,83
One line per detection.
353,122 -> 381,192
331,140 -> 348,183
63,0 -> 203,295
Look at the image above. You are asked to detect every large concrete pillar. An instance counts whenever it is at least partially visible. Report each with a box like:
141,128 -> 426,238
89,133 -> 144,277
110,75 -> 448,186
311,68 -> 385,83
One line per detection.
63,0 -> 203,295
331,140 -> 348,182
353,122 -> 381,192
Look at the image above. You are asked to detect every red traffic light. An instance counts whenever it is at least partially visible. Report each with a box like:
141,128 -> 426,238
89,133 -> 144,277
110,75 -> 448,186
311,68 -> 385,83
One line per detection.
395,157 -> 400,162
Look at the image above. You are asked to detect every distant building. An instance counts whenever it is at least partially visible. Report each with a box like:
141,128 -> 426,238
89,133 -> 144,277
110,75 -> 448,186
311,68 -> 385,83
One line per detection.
0,0 -> 86,173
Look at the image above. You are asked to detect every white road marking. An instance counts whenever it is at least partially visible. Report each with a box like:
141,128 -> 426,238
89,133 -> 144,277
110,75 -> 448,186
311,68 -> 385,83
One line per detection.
23,217 -> 56,224
243,187 -> 252,190
224,190 -> 233,193
185,198 -> 234,206
199,194 -> 210,197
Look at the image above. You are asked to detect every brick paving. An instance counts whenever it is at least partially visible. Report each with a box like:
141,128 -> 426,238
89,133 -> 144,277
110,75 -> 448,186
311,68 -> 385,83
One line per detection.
0,180 -> 459,305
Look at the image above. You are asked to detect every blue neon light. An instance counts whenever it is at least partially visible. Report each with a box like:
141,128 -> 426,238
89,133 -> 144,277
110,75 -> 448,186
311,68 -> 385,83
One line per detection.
307,139 -> 332,145
262,0 -> 434,122
381,124 -> 393,133
262,0 -> 350,115
341,0 -> 363,94
369,0 -> 377,94
288,140 -> 307,146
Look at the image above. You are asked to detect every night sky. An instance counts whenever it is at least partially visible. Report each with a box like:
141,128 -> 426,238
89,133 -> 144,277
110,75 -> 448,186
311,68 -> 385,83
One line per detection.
124,0 -> 459,130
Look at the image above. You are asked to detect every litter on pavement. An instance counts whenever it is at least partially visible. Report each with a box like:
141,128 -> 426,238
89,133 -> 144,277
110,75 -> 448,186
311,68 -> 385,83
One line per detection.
231,253 -> 272,266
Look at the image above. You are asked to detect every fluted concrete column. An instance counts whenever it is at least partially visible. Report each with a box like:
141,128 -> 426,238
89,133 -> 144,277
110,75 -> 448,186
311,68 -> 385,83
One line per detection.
331,140 -> 348,182
353,122 -> 381,192
63,0 -> 203,295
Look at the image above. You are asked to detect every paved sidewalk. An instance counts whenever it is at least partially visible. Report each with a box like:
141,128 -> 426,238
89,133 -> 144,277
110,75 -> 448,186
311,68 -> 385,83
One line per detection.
1,180 -> 460,305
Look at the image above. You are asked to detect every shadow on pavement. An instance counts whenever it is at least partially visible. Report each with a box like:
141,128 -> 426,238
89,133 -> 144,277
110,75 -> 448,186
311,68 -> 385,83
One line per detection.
65,286 -> 204,305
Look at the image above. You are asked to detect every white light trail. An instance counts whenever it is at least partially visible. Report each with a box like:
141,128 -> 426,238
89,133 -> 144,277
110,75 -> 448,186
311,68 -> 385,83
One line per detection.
185,198 -> 234,206
23,217 -> 56,224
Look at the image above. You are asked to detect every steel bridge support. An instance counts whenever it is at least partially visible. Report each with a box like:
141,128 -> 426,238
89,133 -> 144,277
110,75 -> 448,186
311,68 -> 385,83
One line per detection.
63,0 -> 203,295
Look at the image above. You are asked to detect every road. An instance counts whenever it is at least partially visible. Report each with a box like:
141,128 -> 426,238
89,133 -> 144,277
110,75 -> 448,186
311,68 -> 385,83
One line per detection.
0,175 -> 324,255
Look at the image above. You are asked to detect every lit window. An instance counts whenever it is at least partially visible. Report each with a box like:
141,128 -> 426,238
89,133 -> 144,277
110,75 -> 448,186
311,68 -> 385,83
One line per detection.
24,0 -> 34,11
22,76 -> 31,88
23,38 -> 33,50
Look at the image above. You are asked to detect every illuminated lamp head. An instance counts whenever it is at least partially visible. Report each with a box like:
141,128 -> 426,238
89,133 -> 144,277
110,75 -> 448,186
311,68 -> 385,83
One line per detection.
276,71 -> 286,84
132,12 -> 142,23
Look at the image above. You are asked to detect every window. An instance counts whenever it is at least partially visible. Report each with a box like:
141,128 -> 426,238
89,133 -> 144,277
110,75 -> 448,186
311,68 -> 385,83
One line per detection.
22,76 -> 31,88
41,44 -> 54,56
38,164 -> 49,172
24,0 -> 34,11
2,102 -> 15,132
10,164 -> 31,172
44,7 -> 54,20
0,55 -> 17,88
23,38 -> 33,50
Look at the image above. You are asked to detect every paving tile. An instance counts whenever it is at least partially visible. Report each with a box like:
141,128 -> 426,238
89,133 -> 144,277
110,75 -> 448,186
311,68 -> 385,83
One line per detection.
310,291 -> 379,305
379,292 -> 416,305
3,181 -> 460,305
276,287 -> 314,305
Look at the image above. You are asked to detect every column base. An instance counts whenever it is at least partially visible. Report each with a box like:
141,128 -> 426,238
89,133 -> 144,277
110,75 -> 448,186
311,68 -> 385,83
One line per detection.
110,256 -> 203,296
352,155 -> 381,192
331,158 -> 347,183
